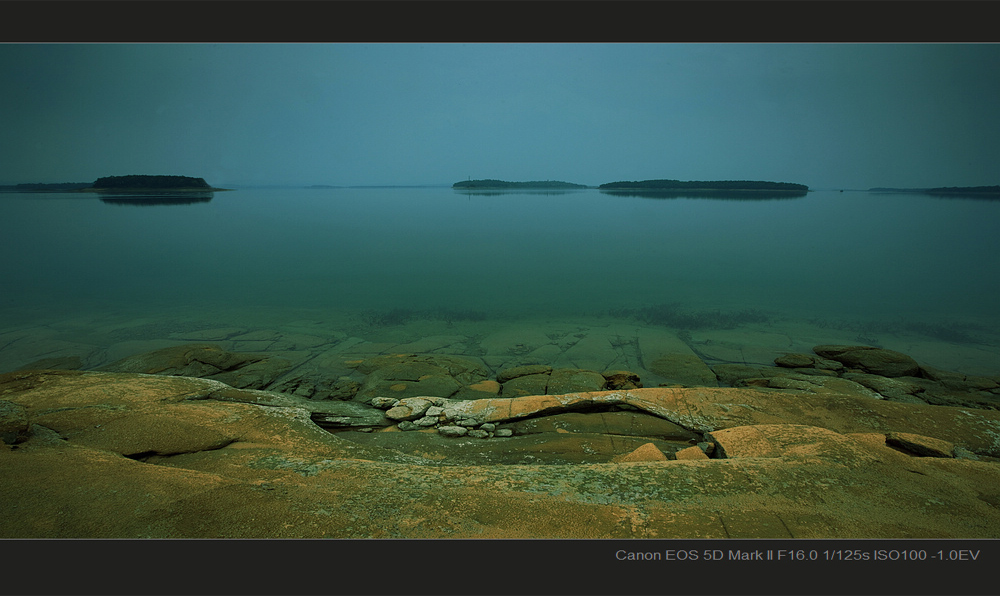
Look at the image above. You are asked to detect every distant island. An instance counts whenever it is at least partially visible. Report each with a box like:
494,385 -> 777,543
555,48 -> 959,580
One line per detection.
453,179 -> 589,190
85,175 -> 226,193
871,185 -> 1000,197
0,182 -> 93,192
0,175 -> 228,194
599,179 -> 809,192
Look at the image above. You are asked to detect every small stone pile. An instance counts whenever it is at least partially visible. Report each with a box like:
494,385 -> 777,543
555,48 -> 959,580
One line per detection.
371,396 -> 513,438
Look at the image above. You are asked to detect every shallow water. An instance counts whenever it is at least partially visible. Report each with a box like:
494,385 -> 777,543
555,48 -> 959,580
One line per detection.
2,187 -> 998,374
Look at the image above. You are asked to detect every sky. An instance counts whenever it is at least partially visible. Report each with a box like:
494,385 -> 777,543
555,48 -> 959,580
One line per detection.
1,42 -> 999,189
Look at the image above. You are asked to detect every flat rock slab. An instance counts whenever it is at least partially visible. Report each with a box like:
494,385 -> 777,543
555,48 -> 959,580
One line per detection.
886,432 -> 956,458
648,353 -> 718,387
814,345 -> 921,378
502,411 -> 699,442
338,429 -> 690,465
440,387 -> 1000,457
3,370 -> 1000,539
96,343 -> 299,390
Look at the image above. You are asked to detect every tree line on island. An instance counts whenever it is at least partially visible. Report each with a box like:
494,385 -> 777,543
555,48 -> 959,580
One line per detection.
598,179 -> 809,191
452,179 -> 589,190
0,175 -> 223,193
453,178 -> 809,192
91,175 -> 212,190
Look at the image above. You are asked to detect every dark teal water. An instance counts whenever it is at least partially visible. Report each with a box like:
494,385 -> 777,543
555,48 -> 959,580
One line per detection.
2,187 -> 998,333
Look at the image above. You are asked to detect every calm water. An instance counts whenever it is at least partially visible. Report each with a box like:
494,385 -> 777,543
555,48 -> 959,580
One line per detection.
2,187 -> 999,344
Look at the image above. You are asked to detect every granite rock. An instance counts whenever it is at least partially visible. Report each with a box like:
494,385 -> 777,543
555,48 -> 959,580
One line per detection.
4,369 -> 1000,540
813,345 -> 920,378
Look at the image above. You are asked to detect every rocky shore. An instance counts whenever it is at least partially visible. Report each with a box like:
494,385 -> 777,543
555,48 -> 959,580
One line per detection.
2,328 -> 1000,538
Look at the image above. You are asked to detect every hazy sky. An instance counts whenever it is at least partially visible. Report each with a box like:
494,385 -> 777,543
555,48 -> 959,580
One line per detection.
2,43 -> 999,189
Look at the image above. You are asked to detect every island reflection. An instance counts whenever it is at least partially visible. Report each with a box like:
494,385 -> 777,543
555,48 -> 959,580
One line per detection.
598,189 -> 808,201
99,192 -> 214,206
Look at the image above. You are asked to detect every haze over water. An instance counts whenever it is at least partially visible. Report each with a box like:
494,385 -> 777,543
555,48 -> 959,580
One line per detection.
2,187 -> 997,339
2,42 -> 999,374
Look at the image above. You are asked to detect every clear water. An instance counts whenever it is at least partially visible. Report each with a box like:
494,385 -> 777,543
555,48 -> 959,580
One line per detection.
2,187 -> 998,372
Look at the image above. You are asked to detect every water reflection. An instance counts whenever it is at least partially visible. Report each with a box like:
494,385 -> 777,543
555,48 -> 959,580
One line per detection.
926,192 -> 1000,201
598,189 -> 808,201
99,192 -> 214,206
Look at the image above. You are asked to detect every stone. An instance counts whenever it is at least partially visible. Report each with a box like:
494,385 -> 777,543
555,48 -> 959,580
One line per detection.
775,353 -> 815,368
437,425 -> 468,437
921,365 -> 1000,392
813,358 -> 845,372
545,369 -> 607,395
397,421 -> 419,431
371,397 -> 399,410
494,429 -> 513,437
501,373 -> 550,398
435,386 -> 1000,457
674,445 -> 709,460
603,370 -> 642,390
708,424 -> 879,464
613,442 -> 667,463
885,432 -> 955,458
785,368 -> 838,377
711,364 -> 784,386
648,354 -> 718,387
555,333 -> 622,371
0,400 -> 30,445
384,397 -> 436,421
352,354 -> 490,402
5,370 -> 1000,540
467,429 -> 490,439
503,411 -> 699,442
414,416 -> 439,427
453,380 -> 501,400
97,343 -> 297,390
813,345 -> 920,378
425,406 -> 444,417
744,374 -> 882,399
842,373 -> 924,401
208,385 -> 390,430
479,423 -> 496,432
497,364 -> 553,384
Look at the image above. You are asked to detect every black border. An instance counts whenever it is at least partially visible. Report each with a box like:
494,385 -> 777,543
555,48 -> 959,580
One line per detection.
4,538 -> 1000,595
2,2 -> 997,595
1,1 -> 999,43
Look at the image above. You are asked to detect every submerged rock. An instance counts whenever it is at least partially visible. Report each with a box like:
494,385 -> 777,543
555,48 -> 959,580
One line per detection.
813,345 -> 920,378
648,353 -> 718,387
351,354 -> 491,402
97,343 -> 295,390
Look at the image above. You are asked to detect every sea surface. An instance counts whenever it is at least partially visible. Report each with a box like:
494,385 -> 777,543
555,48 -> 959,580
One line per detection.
2,187 -> 998,373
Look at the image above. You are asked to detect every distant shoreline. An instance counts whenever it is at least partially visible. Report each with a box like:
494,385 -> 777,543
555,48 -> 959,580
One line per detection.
453,178 -> 810,192
453,179 -> 589,190
0,175 -> 230,194
870,185 -> 1000,196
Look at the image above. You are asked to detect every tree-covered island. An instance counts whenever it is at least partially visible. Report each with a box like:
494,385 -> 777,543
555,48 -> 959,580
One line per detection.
1,175 -> 229,193
453,179 -> 589,190
86,175 -> 226,192
599,179 -> 809,192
